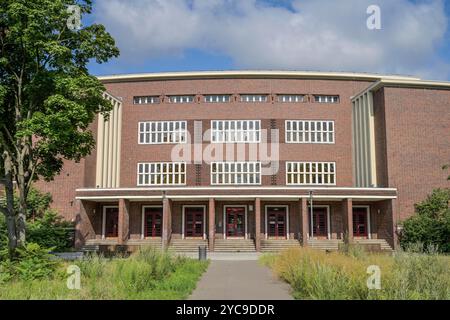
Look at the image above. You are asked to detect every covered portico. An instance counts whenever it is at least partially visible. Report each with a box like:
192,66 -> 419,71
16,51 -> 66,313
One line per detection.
75,187 -> 397,252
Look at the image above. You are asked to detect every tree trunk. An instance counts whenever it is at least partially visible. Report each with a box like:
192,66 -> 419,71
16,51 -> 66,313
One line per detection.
16,157 -> 27,246
1,152 -> 18,258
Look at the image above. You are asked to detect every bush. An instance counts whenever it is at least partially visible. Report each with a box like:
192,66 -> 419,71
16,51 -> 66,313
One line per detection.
0,188 -> 74,252
400,189 -> 450,252
0,215 -> 8,254
0,243 -> 59,281
27,211 -> 73,251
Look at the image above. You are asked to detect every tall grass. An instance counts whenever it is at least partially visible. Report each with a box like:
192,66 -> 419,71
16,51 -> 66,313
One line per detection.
0,247 -> 208,300
261,247 -> 450,300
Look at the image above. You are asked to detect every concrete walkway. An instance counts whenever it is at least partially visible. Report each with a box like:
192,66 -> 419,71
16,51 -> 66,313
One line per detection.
189,260 -> 293,300
178,252 -> 262,260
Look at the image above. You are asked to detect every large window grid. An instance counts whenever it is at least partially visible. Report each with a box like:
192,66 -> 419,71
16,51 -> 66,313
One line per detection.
211,162 -> 261,185
138,121 -> 187,144
314,95 -> 339,103
278,95 -> 304,103
168,95 -> 195,103
286,162 -> 336,185
211,120 -> 260,143
137,162 -> 186,186
285,120 -> 334,143
133,96 -> 160,104
240,95 -> 268,103
204,95 -> 231,103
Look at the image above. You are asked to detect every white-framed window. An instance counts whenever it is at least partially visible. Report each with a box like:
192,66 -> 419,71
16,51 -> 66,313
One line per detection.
240,94 -> 268,103
314,95 -> 339,103
168,95 -> 195,103
137,162 -> 186,186
211,162 -> 261,185
211,120 -> 260,143
138,121 -> 187,144
278,95 -> 304,103
133,96 -> 160,104
286,162 -> 336,185
204,95 -> 231,103
285,120 -> 335,144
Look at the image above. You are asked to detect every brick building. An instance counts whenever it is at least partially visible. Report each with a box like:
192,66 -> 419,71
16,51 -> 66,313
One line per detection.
37,71 -> 450,252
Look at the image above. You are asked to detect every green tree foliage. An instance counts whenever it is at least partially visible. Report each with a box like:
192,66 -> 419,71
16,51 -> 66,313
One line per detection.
0,188 -> 73,253
0,0 -> 119,256
400,189 -> 450,252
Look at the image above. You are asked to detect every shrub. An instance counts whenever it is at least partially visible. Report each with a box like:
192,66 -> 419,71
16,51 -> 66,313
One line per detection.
27,210 -> 74,251
400,189 -> 450,252
0,243 -> 60,281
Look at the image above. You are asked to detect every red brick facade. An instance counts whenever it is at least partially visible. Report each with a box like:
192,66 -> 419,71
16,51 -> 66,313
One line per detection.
34,71 -> 450,251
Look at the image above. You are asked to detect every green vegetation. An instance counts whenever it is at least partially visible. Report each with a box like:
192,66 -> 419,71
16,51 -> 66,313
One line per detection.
400,188 -> 450,253
0,188 -> 74,252
0,247 -> 208,300
261,246 -> 450,300
0,0 -> 118,256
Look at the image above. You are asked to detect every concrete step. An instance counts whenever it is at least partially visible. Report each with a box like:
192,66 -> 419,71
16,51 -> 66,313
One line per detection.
81,244 -> 100,253
261,239 -> 302,252
214,239 -> 256,252
169,239 -> 209,253
308,239 -> 343,251
355,239 -> 393,251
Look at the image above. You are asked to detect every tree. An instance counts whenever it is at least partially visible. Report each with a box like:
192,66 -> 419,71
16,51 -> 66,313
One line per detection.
0,0 -> 119,257
400,189 -> 450,253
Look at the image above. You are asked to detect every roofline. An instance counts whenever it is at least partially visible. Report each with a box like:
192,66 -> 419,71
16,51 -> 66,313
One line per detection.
352,78 -> 450,99
97,70 -> 421,83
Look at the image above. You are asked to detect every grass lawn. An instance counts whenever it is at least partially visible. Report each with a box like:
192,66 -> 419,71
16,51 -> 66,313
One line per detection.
260,246 -> 450,300
0,248 -> 209,300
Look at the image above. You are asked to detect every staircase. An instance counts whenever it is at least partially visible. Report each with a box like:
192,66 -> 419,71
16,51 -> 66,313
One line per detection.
128,238 -> 162,248
214,239 -> 256,252
261,239 -> 301,252
169,239 -> 209,253
307,239 -> 343,251
81,239 -> 117,254
81,244 -> 100,254
355,239 -> 393,252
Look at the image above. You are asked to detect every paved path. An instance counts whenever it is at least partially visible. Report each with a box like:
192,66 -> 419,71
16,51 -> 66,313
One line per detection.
179,252 -> 261,260
189,260 -> 293,300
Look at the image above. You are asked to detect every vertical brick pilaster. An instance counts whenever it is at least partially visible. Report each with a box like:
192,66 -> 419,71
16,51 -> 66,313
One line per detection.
343,198 -> 353,243
209,198 -> 215,251
162,197 -> 172,250
301,198 -> 309,246
118,198 -> 130,245
255,198 -> 261,252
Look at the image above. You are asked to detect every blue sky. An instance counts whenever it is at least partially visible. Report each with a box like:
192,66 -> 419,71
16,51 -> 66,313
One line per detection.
86,0 -> 450,80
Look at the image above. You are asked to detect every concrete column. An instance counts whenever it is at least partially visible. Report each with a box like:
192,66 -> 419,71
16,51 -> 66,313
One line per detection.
162,197 -> 172,250
255,197 -> 261,252
390,198 -> 399,250
301,198 -> 309,246
118,198 -> 130,245
208,198 -> 215,251
343,198 -> 353,243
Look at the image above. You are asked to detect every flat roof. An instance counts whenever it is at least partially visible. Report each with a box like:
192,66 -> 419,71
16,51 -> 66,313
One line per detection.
97,70 -> 421,83
352,78 -> 450,99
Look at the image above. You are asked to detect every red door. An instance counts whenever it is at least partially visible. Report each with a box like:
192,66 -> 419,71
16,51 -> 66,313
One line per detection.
104,207 -> 119,238
226,207 -> 245,238
311,208 -> 328,238
144,207 -> 162,238
267,207 -> 287,239
185,207 -> 204,238
353,208 -> 368,237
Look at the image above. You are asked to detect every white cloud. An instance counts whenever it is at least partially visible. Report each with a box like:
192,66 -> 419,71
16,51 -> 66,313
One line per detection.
93,0 -> 449,80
